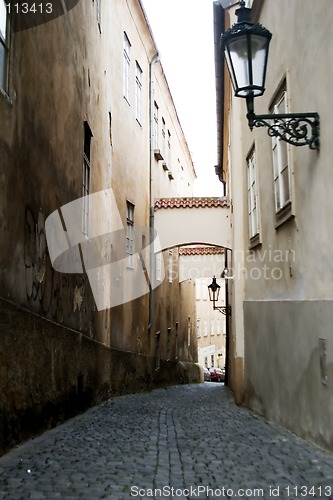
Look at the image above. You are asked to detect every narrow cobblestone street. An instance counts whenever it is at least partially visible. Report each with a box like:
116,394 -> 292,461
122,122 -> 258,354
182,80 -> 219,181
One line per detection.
0,383 -> 332,500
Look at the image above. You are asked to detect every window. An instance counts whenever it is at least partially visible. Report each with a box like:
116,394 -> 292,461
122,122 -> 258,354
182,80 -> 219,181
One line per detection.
155,252 -> 162,282
271,86 -> 292,223
141,235 -> 146,271
202,279 -> 208,301
167,327 -> 171,360
82,122 -> 92,236
196,319 -> 201,338
135,62 -> 142,124
195,280 -> 201,301
153,101 -> 159,150
161,118 -> 166,159
108,111 -> 113,147
175,322 -> 178,359
210,319 -> 215,336
168,249 -> 173,283
217,318 -> 221,335
126,201 -> 134,268
204,320 -> 208,337
187,316 -> 191,346
155,331 -> 160,370
167,130 -> 171,168
123,33 -> 131,102
0,0 -> 10,92
247,147 -> 259,241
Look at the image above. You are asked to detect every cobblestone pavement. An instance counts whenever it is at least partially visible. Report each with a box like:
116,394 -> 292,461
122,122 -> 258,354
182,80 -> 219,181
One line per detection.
0,383 -> 333,500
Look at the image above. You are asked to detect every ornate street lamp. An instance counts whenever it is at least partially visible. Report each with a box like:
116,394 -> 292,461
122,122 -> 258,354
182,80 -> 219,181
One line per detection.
208,276 -> 231,316
221,0 -> 320,150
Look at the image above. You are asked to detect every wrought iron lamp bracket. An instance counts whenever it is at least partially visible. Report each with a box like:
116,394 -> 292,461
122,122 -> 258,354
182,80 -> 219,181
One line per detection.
213,304 -> 232,316
247,111 -> 320,150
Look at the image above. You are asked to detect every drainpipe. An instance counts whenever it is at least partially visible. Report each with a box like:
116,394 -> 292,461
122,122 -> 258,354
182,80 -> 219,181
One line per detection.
148,51 -> 160,335
224,248 -> 230,386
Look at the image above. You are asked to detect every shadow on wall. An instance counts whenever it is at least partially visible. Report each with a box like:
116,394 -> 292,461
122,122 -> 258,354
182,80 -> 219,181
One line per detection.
0,299 -> 200,456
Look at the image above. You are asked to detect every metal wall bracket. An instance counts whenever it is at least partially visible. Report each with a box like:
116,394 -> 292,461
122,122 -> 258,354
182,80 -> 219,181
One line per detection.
247,111 -> 320,150
213,305 -> 232,316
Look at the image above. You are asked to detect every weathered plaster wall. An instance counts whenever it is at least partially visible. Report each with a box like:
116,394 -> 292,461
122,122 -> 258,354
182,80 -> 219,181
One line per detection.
0,298 -> 199,455
244,300 -> 333,450
230,0 -> 333,447
0,0 -> 103,334
0,0 -> 200,455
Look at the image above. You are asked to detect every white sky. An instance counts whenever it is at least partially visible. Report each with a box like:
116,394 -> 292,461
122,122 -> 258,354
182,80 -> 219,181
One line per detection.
141,0 -> 223,197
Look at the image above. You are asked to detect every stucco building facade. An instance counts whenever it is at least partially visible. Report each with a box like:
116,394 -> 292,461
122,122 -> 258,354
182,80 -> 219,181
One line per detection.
214,0 -> 333,450
0,0 -> 199,454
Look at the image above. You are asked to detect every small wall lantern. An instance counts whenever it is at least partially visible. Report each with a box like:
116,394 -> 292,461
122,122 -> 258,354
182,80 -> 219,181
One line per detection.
221,0 -> 320,150
208,276 -> 231,316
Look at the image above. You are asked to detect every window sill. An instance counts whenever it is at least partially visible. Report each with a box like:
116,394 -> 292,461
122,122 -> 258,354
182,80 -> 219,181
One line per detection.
274,202 -> 294,229
248,233 -> 261,250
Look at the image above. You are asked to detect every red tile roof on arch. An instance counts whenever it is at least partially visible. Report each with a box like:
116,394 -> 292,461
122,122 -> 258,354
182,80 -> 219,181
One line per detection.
154,197 -> 230,211
179,246 -> 224,256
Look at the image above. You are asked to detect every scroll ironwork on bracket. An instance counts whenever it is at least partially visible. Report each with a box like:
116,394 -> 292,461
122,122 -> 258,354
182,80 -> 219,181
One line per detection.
247,111 -> 320,150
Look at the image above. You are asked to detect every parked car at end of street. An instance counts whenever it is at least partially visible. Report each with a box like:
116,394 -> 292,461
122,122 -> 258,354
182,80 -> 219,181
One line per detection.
203,367 -> 211,382
209,367 -> 225,382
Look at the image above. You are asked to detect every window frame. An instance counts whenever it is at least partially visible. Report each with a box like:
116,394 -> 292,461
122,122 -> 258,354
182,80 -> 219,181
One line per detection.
126,201 -> 135,269
210,318 -> 215,336
82,122 -> 92,237
167,129 -> 171,168
168,249 -> 173,283
270,82 -> 294,228
155,251 -> 162,282
153,101 -> 159,150
82,153 -> 90,236
161,118 -> 166,160
204,320 -> 208,337
196,318 -> 201,338
123,32 -> 131,103
135,61 -> 142,124
202,279 -> 208,301
247,145 -> 260,247
166,327 -> 171,360
195,280 -> 201,301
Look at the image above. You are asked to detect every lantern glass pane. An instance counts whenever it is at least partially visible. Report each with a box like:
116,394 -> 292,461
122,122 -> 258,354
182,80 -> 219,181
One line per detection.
224,47 -> 237,92
251,35 -> 269,92
228,35 -> 251,95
